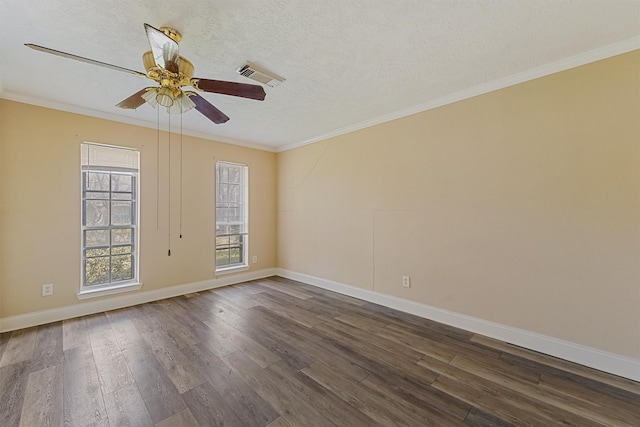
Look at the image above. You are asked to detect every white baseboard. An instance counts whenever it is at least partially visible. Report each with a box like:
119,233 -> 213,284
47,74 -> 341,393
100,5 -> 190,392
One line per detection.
3,266 -> 638,382
275,268 -> 640,383
0,268 -> 278,333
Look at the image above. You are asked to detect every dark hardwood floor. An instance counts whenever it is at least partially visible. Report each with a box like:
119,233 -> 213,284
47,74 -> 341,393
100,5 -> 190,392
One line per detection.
1,276 -> 639,426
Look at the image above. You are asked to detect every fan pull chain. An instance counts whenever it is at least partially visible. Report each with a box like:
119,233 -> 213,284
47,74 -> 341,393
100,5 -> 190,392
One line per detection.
180,112 -> 183,239
168,112 -> 171,256
156,106 -> 160,230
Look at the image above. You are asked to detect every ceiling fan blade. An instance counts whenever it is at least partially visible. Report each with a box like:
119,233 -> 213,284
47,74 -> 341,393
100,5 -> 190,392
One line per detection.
116,88 -> 153,109
191,79 -> 266,101
186,92 -> 230,124
25,44 -> 146,77
144,23 -> 179,74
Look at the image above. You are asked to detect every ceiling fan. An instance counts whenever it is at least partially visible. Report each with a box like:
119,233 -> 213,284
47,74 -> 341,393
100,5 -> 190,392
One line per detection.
25,23 -> 267,124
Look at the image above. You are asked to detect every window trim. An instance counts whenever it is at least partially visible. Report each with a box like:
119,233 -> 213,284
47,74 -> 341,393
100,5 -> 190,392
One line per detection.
77,281 -> 142,300
79,143 -> 141,298
215,161 -> 249,272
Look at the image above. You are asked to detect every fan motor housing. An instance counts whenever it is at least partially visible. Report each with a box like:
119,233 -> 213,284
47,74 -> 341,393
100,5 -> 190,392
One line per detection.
142,51 -> 194,85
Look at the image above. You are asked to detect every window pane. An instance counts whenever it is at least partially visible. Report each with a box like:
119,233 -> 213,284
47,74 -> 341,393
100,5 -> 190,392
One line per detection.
111,255 -> 133,281
85,200 -> 110,226
112,174 -> 132,192
216,207 -> 227,222
229,184 -> 239,202
112,228 -> 132,245
216,249 -> 229,266
229,168 -> 241,183
111,201 -> 133,225
230,207 -> 240,222
220,184 -> 229,201
112,193 -> 132,200
85,257 -> 110,286
87,172 -> 110,191
112,246 -> 132,255
229,247 -> 241,264
85,229 -> 109,247
218,224 -> 242,235
86,191 -> 109,199
86,248 -> 110,257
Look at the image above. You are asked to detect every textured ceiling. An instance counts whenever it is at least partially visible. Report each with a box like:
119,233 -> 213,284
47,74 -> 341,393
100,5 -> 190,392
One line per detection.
1,0 -> 639,151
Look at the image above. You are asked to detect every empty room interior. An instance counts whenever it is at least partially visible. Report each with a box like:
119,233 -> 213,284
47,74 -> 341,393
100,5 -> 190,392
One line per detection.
1,1 -> 639,426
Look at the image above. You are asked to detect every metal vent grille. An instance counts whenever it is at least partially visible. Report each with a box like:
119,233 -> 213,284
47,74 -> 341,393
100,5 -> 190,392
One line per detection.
237,62 -> 285,87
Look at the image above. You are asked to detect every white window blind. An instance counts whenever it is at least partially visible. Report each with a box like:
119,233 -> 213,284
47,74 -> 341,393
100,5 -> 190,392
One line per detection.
82,143 -> 139,172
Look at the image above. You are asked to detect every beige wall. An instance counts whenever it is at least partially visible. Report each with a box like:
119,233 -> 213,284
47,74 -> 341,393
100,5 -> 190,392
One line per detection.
1,51 -> 638,360
0,100 -> 277,318
277,51 -> 640,359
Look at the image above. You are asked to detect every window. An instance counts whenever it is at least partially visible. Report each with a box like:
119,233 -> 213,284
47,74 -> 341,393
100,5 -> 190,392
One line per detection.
216,161 -> 248,271
81,143 -> 139,292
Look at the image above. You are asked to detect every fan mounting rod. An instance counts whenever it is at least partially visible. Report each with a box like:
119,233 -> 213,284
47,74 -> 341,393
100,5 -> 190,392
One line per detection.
159,27 -> 181,43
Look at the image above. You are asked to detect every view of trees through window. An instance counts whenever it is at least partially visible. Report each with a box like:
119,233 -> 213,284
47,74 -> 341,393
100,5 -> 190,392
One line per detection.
83,171 -> 137,286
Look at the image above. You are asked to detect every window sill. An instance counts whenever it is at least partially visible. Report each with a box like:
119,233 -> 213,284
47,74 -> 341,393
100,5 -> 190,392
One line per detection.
77,282 -> 143,300
215,265 -> 249,276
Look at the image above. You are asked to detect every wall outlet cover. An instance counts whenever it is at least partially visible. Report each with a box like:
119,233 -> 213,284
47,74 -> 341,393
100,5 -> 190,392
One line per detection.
402,276 -> 411,288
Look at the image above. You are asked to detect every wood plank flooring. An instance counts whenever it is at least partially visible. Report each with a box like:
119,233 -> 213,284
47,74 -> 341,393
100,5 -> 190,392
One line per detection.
1,276 -> 639,426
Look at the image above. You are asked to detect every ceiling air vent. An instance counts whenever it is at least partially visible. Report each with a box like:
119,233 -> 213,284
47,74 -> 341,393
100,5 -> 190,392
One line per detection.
237,62 -> 285,87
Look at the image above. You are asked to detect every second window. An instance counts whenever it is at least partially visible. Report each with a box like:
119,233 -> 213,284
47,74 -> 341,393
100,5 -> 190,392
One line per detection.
215,161 -> 248,270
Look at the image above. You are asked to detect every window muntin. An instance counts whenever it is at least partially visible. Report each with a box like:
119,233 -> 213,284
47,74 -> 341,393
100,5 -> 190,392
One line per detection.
216,162 -> 248,270
81,143 -> 139,289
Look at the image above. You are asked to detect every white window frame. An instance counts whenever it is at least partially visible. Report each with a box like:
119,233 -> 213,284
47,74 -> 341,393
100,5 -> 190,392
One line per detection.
215,161 -> 249,273
79,143 -> 141,299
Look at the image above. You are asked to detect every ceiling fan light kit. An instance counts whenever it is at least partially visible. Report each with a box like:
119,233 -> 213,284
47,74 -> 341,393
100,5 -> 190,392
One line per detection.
156,86 -> 176,107
25,23 -> 269,124
169,91 -> 196,114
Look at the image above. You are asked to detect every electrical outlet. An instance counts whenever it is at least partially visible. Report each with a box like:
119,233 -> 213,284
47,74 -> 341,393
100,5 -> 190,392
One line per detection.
42,283 -> 54,296
402,276 -> 411,288
252,256 -> 258,264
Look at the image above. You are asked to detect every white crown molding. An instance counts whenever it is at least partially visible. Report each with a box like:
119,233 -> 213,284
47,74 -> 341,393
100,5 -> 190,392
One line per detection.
275,268 -> 640,383
277,36 -> 640,153
0,268 -> 278,333
0,91 -> 278,153
3,37 -> 638,155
